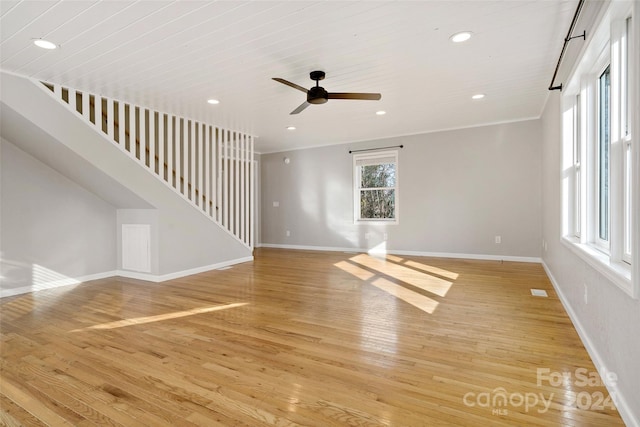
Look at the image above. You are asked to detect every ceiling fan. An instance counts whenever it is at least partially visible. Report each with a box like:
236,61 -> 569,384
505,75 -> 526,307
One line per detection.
273,70 -> 382,115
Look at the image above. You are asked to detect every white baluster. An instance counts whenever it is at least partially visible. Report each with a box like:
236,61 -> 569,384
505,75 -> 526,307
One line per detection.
159,114 -> 165,181
107,98 -> 114,138
175,118 -> 181,193
191,120 -> 197,205
95,95 -> 102,131
128,104 -> 136,157
235,133 -> 240,235
168,115 -> 174,188
223,129 -> 229,228
203,125 -> 208,213
249,136 -> 256,248
118,102 -> 125,147
212,128 -> 216,220
149,111 -> 155,174
231,133 -> 237,234
83,92 -> 90,122
215,127 -> 220,221
245,133 -> 250,246
199,123 -> 205,211
139,108 -> 146,166
241,133 -> 246,245
68,88 -> 76,112
183,119 -> 189,195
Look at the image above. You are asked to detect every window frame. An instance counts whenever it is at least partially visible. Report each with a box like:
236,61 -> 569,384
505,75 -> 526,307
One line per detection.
353,150 -> 399,224
621,16 -> 634,264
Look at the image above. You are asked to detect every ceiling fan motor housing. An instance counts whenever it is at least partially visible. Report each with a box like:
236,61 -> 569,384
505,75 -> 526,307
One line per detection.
308,86 -> 328,104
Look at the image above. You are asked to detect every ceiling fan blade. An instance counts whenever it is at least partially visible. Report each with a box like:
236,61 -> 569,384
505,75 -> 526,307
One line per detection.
290,101 -> 310,115
327,92 -> 382,100
273,78 -> 308,93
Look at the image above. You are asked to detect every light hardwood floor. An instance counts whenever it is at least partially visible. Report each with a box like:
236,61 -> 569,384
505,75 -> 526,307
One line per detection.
0,248 -> 624,426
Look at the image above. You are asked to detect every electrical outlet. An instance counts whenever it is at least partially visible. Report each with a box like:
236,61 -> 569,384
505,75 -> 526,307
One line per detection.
365,232 -> 371,240
495,235 -> 501,244
273,201 -> 279,207
286,230 -> 290,237
543,239 -> 547,251
383,233 -> 388,241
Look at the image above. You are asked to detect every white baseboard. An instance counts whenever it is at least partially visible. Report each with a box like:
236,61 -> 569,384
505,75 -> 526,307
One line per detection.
542,261 -> 638,427
116,256 -> 254,283
0,270 -> 117,298
259,243 -> 541,263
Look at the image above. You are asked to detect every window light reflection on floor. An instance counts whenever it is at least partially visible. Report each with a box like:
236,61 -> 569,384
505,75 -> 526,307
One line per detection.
72,302 -> 248,331
350,254 -> 453,297
370,277 -> 439,314
334,253 -> 459,315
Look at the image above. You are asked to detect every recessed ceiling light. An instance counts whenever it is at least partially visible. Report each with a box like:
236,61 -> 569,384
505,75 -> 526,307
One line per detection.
376,110 -> 386,115
33,39 -> 57,50
450,31 -> 472,43
207,99 -> 220,105
286,126 -> 296,130
472,93 -> 485,100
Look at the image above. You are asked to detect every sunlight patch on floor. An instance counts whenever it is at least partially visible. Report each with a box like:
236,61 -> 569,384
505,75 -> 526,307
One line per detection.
403,260 -> 459,280
334,261 -> 375,281
350,254 -> 453,297
370,278 -> 439,314
72,302 -> 248,331
334,253 -> 454,315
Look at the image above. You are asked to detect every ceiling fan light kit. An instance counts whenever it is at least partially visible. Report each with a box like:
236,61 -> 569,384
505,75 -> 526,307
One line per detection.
273,70 -> 381,115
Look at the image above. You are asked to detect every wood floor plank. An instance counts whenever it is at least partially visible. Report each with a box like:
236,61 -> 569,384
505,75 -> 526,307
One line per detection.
0,248 -> 624,426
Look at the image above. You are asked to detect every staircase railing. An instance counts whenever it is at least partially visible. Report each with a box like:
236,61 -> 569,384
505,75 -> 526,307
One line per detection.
40,82 -> 254,249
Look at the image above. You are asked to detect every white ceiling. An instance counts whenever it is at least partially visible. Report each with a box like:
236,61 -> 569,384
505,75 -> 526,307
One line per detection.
0,0 -> 577,153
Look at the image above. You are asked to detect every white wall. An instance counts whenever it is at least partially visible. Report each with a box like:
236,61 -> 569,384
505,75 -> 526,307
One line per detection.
1,139 -> 117,296
541,92 -> 640,426
261,120 -> 542,259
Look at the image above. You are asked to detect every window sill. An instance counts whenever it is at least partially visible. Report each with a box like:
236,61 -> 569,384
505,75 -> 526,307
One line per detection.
561,236 -> 635,298
355,219 -> 398,225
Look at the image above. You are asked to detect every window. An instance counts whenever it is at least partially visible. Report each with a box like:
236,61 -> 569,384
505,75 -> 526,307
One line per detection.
622,16 -> 633,263
562,3 -> 636,297
597,65 -> 610,248
353,151 -> 398,222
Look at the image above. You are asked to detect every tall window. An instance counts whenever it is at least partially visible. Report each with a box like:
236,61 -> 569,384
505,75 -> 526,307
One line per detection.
353,151 -> 398,222
562,3 -> 635,297
622,17 -> 633,263
597,66 -> 611,247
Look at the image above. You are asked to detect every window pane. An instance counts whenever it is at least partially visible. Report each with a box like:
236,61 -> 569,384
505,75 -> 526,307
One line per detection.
598,66 -> 610,242
624,142 -> 632,257
623,17 -> 630,137
574,94 -> 581,236
575,94 -> 581,161
360,189 -> 395,219
360,163 -> 396,188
